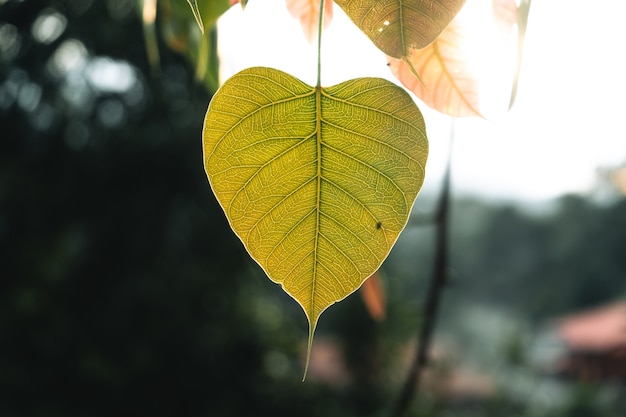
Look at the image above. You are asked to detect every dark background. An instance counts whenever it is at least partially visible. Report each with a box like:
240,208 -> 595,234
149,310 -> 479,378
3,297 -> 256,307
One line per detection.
2,1 -> 626,416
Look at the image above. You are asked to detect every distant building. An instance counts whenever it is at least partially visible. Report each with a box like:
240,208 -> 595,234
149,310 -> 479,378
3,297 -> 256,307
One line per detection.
555,301 -> 626,381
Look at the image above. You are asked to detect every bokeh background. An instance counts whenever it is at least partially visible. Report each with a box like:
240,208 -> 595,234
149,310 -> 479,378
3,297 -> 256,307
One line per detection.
2,1 -> 626,416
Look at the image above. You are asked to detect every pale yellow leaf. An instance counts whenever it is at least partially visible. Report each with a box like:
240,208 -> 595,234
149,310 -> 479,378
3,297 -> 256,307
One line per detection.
388,19 -> 482,118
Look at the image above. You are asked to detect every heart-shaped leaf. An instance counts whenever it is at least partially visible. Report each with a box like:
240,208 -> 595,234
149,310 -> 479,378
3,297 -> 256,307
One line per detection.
203,67 -> 427,369
388,19 -> 482,117
334,0 -> 466,58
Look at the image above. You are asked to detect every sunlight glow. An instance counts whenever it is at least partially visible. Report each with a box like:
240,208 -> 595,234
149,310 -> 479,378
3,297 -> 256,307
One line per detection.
454,0 -> 517,117
218,0 -> 626,203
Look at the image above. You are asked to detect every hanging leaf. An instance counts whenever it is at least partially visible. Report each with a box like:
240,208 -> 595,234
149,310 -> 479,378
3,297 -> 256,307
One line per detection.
203,67 -> 428,372
286,0 -> 334,44
334,0 -> 466,59
388,19 -> 482,118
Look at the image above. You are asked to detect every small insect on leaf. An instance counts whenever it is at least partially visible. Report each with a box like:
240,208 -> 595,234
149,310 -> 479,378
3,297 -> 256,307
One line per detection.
376,221 -> 382,229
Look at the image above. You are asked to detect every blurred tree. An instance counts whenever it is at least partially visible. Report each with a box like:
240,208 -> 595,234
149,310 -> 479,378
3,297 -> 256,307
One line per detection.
448,195 -> 626,320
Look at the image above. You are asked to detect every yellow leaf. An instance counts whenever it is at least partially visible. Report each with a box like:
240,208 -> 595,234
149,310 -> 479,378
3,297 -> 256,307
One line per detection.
334,0 -> 466,58
388,19 -> 482,118
203,67 -> 427,375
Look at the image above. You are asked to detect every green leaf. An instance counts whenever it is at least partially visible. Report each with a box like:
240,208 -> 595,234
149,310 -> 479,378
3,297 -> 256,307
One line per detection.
183,0 -> 230,32
160,0 -> 228,92
334,0 -> 466,58
198,0 -> 231,29
203,67 -> 428,372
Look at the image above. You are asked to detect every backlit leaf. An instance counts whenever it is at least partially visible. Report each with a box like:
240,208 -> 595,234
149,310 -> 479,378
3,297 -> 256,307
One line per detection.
203,67 -> 427,371
388,19 -> 482,117
286,0 -> 334,44
334,0 -> 466,58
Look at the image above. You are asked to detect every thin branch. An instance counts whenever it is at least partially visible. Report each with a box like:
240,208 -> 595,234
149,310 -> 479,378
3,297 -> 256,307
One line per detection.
392,122 -> 455,417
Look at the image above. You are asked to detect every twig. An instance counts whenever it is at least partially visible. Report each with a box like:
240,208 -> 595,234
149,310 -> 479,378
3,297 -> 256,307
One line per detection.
392,123 -> 454,417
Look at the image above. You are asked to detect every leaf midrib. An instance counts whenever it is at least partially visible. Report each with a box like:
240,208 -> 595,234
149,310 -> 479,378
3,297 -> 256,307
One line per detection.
312,85 -> 323,320
399,0 -> 406,57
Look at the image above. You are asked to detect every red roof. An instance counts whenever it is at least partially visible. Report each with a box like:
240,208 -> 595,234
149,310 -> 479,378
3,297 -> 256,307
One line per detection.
557,301 -> 626,352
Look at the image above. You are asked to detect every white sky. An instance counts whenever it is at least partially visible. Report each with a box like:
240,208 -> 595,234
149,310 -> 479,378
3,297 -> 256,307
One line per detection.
218,0 -> 626,202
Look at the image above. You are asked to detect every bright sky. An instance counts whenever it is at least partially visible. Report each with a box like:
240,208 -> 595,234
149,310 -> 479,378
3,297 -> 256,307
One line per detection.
218,0 -> 626,203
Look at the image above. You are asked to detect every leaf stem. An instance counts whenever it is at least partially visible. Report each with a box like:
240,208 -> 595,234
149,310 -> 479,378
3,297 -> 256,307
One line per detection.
316,0 -> 325,87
